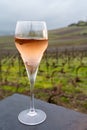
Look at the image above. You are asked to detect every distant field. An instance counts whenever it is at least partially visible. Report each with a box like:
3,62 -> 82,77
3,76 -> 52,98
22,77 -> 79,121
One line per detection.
0,26 -> 87,51
49,26 -> 87,46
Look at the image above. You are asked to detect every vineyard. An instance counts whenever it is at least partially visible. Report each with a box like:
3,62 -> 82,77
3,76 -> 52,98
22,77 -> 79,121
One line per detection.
0,47 -> 87,114
0,26 -> 87,113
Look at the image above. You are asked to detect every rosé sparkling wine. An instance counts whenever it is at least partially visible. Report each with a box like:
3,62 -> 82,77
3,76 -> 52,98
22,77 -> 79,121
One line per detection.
15,21 -> 48,125
15,38 -> 48,73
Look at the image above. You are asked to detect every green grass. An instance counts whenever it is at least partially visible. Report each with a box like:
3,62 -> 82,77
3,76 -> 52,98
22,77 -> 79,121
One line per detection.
0,53 -> 87,113
2,85 -> 16,92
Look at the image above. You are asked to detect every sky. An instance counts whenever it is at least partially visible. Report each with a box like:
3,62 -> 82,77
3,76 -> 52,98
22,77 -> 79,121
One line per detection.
0,0 -> 87,34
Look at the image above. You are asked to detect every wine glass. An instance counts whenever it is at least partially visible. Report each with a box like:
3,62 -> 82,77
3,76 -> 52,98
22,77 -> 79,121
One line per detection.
15,21 -> 48,125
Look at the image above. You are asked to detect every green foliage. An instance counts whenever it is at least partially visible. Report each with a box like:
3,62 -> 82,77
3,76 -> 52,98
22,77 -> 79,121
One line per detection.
60,97 -> 69,103
0,48 -> 87,113
68,20 -> 87,27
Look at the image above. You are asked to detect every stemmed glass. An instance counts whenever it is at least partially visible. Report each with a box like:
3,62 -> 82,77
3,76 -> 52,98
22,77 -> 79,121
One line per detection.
15,21 -> 48,125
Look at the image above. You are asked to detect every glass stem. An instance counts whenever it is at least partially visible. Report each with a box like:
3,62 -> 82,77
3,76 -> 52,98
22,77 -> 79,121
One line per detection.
29,76 -> 35,112
25,64 -> 38,114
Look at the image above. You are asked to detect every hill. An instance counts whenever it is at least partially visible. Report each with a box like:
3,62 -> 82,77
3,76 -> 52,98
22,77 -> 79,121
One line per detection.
49,26 -> 87,47
0,25 -> 87,53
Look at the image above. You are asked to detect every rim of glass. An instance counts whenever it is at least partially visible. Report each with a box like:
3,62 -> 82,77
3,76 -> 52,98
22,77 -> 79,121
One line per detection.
15,20 -> 48,39
16,21 -> 46,24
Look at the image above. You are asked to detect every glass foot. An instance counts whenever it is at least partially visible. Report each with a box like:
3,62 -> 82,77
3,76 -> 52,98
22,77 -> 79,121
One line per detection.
18,109 -> 46,125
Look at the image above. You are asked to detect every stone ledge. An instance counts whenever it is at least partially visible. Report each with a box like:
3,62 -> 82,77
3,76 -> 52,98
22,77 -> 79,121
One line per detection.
0,94 -> 87,130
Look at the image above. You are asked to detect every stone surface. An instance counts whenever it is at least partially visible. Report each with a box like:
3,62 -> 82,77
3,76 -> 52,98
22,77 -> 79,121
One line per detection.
0,94 -> 87,130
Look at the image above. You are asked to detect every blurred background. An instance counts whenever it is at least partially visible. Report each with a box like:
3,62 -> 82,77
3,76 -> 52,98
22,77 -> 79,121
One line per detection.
0,0 -> 87,114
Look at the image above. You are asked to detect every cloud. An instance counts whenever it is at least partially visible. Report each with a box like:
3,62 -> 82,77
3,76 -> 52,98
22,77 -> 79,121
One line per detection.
0,0 -> 87,33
